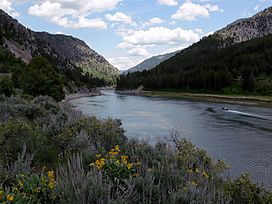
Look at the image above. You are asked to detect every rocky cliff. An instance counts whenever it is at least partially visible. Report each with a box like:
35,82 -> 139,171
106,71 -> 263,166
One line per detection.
216,7 -> 272,43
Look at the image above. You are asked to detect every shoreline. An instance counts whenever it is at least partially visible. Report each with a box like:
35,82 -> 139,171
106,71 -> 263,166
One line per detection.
62,88 -> 102,103
140,91 -> 272,107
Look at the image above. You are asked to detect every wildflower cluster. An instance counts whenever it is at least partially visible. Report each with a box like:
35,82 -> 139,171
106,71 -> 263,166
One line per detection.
188,167 -> 210,187
0,171 -> 57,203
47,170 -> 56,189
0,190 -> 14,203
90,145 -> 139,181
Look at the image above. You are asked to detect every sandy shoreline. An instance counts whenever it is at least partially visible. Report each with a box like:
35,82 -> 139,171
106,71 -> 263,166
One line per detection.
140,91 -> 272,107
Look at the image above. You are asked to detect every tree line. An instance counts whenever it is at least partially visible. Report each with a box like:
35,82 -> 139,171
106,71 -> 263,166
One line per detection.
117,35 -> 272,95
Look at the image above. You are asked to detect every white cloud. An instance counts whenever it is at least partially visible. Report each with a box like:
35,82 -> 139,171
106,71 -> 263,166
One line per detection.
28,1 -> 75,19
49,16 -> 107,29
105,12 -> 133,24
108,56 -> 142,70
128,48 -> 149,56
172,1 -> 222,21
157,0 -> 178,6
122,26 -> 200,46
143,17 -> 164,27
27,0 -> 122,29
0,0 -> 20,17
78,17 -> 107,29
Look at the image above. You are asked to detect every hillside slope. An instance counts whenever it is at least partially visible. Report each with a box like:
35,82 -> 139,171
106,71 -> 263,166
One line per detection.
123,51 -> 179,74
216,7 -> 272,43
0,9 -> 119,83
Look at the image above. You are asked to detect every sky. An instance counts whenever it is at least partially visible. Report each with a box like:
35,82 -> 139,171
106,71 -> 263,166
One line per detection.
0,0 -> 272,70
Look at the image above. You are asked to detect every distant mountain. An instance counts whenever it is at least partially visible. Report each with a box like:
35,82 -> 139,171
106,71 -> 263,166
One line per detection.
117,7 -> 272,94
123,51 -> 179,74
0,9 -> 119,82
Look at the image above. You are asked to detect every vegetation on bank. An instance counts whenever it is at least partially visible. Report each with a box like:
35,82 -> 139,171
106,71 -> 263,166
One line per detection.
117,35 -> 272,96
0,95 -> 271,203
0,47 -> 108,101
0,46 -> 114,97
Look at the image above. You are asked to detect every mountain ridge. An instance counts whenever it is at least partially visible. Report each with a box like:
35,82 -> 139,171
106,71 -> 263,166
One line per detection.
123,51 -> 179,74
0,9 -> 119,82
215,6 -> 272,43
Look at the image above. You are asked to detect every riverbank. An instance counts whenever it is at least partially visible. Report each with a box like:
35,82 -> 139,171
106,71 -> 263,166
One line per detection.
62,87 -> 101,102
140,91 -> 272,107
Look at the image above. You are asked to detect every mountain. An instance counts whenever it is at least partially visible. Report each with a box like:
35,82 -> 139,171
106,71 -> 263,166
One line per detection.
215,6 -> 272,43
123,51 -> 179,74
0,9 -> 119,83
117,7 -> 272,94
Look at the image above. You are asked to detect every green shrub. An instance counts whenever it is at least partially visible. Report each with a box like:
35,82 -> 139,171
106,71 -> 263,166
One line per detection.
0,78 -> 13,97
19,57 -> 65,101
225,174 -> 272,204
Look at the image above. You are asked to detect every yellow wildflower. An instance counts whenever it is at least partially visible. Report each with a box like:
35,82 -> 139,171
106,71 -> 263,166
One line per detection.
109,151 -> 118,156
202,171 -> 209,179
121,156 -> 128,164
121,155 -> 128,159
47,170 -> 55,179
48,182 -> 55,189
195,168 -> 199,173
7,194 -> 14,201
116,160 -> 120,165
127,163 -> 133,170
115,145 -> 120,151
33,187 -> 40,193
95,159 -> 105,169
95,160 -> 101,168
191,181 -> 198,187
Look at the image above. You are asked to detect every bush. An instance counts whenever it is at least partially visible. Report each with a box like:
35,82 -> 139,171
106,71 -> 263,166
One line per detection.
0,78 -> 13,97
224,174 -> 272,204
0,95 -> 127,166
19,57 -> 65,101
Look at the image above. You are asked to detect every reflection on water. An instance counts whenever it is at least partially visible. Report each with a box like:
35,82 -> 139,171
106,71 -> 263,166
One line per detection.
69,90 -> 272,188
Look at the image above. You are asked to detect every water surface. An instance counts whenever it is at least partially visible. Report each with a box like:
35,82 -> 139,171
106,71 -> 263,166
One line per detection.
69,90 -> 272,188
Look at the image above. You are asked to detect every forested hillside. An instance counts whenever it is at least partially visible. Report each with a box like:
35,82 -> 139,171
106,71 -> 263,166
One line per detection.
0,9 -> 119,87
117,34 -> 272,95
123,51 -> 179,74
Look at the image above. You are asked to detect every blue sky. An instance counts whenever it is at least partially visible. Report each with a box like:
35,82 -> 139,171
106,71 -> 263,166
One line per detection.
0,0 -> 272,70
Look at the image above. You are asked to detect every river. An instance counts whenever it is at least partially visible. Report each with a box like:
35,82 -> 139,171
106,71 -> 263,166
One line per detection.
69,90 -> 272,188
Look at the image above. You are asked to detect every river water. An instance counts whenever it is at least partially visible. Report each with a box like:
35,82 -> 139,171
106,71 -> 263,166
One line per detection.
69,90 -> 272,188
